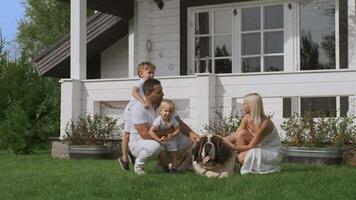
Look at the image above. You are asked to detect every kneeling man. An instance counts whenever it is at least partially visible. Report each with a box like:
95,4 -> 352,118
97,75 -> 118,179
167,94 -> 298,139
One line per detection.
129,78 -> 200,175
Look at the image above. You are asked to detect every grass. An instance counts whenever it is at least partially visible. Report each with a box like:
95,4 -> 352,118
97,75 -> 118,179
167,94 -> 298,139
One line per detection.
0,152 -> 356,200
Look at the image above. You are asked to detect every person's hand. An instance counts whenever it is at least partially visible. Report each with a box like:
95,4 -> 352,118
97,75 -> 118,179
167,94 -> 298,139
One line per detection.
143,102 -> 150,109
159,136 -> 167,144
190,132 -> 200,143
167,134 -> 172,140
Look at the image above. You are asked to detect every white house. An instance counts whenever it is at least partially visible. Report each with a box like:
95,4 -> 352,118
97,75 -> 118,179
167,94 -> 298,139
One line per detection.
34,0 -> 356,138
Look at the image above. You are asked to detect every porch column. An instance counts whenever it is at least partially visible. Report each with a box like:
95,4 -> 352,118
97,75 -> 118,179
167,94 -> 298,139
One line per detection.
128,18 -> 135,78
60,80 -> 82,138
196,73 -> 216,133
60,0 -> 87,138
348,0 -> 356,69
71,0 -> 87,79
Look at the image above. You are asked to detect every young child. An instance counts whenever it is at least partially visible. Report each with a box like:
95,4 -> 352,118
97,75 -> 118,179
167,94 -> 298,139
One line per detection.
149,99 -> 181,173
119,62 -> 156,171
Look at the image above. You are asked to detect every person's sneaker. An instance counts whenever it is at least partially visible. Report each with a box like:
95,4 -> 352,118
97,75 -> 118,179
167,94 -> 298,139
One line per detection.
163,166 -> 170,173
128,151 -> 136,165
134,164 -> 146,175
118,157 -> 129,171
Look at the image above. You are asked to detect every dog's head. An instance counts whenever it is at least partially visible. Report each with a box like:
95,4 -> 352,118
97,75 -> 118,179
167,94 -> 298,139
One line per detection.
192,134 -> 232,169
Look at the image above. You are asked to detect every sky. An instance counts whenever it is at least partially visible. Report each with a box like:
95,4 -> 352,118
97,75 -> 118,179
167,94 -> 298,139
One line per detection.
0,0 -> 25,48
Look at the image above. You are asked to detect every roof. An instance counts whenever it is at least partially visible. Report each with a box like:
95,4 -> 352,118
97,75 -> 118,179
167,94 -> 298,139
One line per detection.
33,0 -> 133,78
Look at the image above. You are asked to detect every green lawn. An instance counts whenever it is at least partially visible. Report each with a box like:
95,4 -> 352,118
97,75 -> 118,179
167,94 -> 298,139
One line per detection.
0,152 -> 355,200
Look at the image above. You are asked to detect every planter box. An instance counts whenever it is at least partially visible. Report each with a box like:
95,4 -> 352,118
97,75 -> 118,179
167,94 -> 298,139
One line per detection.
284,146 -> 344,165
49,137 -> 122,160
69,143 -> 121,160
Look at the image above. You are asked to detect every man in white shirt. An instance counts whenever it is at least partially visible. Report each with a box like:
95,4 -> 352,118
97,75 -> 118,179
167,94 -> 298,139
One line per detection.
128,78 -> 200,175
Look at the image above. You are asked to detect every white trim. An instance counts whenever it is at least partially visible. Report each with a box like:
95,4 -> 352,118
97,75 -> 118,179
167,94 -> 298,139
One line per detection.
128,18 -> 135,78
335,0 -> 340,70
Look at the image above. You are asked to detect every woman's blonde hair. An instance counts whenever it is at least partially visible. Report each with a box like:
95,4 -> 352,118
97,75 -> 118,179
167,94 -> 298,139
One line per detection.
244,93 -> 265,127
159,99 -> 176,113
137,62 -> 156,77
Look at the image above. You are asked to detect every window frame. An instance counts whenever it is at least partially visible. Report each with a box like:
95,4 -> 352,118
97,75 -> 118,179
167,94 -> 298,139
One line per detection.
187,0 -> 344,74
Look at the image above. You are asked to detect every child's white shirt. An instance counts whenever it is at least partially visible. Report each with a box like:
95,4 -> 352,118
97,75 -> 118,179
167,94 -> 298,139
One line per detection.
125,78 -> 145,110
152,115 -> 179,131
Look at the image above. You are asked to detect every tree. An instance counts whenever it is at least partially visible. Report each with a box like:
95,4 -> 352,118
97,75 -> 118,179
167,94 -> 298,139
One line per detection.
0,0 -> 73,153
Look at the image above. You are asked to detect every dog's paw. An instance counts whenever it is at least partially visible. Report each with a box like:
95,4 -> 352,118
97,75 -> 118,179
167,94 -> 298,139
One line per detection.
218,172 -> 229,178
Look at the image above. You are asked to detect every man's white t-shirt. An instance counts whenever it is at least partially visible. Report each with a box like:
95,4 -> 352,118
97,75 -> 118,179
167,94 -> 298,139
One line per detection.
129,102 -> 159,141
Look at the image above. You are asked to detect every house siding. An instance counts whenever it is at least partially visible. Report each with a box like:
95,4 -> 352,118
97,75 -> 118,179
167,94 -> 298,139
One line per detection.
136,0 -> 180,76
100,35 -> 129,78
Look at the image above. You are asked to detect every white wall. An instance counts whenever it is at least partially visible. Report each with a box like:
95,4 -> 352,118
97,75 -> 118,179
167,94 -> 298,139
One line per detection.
100,35 -> 129,78
136,0 -> 180,76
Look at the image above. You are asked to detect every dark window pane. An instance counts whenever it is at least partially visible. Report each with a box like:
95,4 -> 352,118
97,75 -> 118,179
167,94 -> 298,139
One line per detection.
195,37 -> 211,58
215,59 -> 232,74
264,31 -> 283,54
242,33 -> 260,55
195,12 -> 209,34
339,0 -> 348,69
264,5 -> 283,29
283,98 -> 292,118
301,97 -> 336,117
195,59 -> 212,73
300,0 -> 336,70
242,57 -> 260,73
241,7 -> 260,31
340,96 -> 349,117
264,56 -> 283,71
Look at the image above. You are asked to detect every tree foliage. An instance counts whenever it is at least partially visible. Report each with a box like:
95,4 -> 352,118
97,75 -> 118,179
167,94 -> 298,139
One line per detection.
0,0 -> 72,153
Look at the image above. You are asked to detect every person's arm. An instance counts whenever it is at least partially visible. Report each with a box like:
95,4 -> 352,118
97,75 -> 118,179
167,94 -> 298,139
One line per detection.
135,123 -> 152,139
175,116 -> 200,142
168,126 -> 180,139
132,103 -> 151,139
235,119 -> 274,152
148,126 -> 165,143
132,86 -> 149,108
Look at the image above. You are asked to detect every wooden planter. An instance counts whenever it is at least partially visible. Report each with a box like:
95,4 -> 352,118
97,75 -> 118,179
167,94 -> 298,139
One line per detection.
284,146 -> 344,165
69,141 -> 121,160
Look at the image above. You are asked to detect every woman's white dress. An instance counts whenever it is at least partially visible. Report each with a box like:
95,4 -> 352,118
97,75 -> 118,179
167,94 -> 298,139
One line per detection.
240,126 -> 283,175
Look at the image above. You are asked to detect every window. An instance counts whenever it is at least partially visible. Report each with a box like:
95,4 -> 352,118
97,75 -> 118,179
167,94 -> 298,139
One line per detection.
194,10 -> 232,74
241,5 -> 284,73
299,0 -> 348,70
189,0 -> 347,74
282,96 -> 349,118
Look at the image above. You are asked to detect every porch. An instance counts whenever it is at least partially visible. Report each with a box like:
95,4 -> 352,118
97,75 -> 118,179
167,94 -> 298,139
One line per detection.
59,70 -> 356,138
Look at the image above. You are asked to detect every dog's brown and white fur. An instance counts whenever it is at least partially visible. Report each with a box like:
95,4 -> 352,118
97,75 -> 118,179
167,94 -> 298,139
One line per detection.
192,134 -> 236,178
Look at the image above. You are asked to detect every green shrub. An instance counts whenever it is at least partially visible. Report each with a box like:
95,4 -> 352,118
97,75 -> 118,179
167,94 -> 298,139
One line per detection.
203,109 -> 242,136
281,112 -> 356,148
64,115 -> 118,145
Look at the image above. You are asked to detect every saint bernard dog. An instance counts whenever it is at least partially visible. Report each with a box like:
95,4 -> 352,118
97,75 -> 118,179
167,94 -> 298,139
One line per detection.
192,134 -> 236,178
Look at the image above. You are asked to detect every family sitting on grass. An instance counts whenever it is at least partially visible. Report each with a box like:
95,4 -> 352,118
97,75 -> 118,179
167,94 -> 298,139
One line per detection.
118,62 -> 283,175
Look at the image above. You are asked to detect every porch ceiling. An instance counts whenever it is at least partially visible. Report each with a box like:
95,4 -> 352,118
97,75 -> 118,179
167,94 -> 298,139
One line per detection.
33,12 -> 128,78
57,0 -> 133,18
34,0 -> 134,78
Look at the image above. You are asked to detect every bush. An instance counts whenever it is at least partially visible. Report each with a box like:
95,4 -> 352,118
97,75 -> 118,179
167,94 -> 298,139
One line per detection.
203,109 -> 242,136
281,112 -> 356,148
64,115 -> 118,145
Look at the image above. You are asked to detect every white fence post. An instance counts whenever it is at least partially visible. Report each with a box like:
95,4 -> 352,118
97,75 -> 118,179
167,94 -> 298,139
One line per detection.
196,73 -> 216,133
60,79 -> 82,139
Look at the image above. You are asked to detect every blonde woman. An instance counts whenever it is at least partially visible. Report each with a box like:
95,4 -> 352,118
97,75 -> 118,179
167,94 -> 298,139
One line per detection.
224,93 -> 283,175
